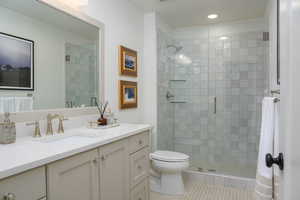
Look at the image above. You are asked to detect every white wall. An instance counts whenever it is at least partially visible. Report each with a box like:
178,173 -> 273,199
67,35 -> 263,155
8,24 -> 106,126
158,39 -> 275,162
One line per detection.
142,13 -> 174,151
0,6 -> 95,110
82,0 -> 144,123
279,0 -> 300,198
142,12 -> 158,151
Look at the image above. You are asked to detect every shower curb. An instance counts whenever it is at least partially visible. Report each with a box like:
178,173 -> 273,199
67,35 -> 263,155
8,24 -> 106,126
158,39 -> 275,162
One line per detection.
183,170 -> 255,191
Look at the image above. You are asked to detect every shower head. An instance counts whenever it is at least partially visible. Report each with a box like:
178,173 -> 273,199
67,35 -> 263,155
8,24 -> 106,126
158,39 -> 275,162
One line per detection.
167,45 -> 183,53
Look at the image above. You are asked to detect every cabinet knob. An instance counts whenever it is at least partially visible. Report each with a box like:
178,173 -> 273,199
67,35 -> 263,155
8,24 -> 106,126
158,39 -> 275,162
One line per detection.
101,156 -> 105,161
138,140 -> 143,145
4,193 -> 16,200
93,158 -> 98,164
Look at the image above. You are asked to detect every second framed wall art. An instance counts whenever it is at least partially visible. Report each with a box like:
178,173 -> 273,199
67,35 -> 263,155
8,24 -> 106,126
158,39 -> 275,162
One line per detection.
119,80 -> 138,109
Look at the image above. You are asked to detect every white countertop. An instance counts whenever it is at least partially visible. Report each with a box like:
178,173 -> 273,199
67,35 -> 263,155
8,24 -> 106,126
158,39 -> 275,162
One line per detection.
0,123 -> 152,180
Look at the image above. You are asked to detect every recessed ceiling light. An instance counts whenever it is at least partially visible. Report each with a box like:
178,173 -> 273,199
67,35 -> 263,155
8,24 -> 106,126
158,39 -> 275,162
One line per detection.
208,14 -> 219,19
219,36 -> 229,40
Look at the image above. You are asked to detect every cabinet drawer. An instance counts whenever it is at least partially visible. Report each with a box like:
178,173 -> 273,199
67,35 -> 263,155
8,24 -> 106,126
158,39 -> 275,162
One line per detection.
0,167 -> 46,200
129,132 -> 149,154
130,148 -> 149,188
130,178 -> 149,200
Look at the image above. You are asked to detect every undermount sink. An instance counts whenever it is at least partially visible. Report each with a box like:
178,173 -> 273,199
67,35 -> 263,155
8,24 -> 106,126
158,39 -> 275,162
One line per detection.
32,134 -> 93,143
32,129 -> 107,143
32,125 -> 123,143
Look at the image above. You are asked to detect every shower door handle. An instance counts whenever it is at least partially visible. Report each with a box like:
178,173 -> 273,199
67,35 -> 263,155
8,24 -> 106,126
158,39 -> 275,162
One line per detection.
214,97 -> 217,114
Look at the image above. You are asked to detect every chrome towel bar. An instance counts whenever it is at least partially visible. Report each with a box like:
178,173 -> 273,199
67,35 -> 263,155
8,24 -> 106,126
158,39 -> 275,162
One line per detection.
271,89 -> 280,95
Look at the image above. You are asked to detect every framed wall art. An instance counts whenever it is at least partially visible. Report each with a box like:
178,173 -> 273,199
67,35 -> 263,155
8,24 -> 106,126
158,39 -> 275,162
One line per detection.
119,80 -> 137,109
119,45 -> 137,77
0,32 -> 34,90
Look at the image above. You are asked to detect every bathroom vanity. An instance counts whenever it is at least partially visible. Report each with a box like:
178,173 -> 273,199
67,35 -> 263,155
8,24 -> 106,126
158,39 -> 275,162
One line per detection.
0,123 -> 151,200
0,0 -> 151,199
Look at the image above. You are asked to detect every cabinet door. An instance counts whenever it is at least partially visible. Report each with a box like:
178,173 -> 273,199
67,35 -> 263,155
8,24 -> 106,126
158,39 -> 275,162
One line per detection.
47,150 -> 99,200
99,140 -> 129,200
0,167 -> 46,200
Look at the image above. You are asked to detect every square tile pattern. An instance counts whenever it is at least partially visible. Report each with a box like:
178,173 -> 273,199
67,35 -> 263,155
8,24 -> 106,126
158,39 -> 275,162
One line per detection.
157,28 -> 269,178
65,43 -> 98,107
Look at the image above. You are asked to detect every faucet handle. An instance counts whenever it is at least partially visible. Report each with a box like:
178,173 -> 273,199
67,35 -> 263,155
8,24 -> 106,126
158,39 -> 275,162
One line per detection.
26,121 -> 41,138
46,114 -> 54,135
58,115 -> 68,134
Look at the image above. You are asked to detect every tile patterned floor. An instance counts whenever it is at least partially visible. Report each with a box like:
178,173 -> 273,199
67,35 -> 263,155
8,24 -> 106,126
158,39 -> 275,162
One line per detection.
150,182 -> 254,200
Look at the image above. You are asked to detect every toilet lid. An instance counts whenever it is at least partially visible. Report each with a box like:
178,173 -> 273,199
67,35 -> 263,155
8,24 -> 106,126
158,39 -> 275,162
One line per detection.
150,151 -> 189,162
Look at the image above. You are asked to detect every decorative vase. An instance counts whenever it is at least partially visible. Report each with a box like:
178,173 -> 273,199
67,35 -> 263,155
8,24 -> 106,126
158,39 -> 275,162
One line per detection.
98,114 -> 107,126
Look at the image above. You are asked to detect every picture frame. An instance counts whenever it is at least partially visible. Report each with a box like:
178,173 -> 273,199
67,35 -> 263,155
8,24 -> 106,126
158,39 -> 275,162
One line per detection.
0,32 -> 34,90
119,80 -> 138,109
119,45 -> 137,77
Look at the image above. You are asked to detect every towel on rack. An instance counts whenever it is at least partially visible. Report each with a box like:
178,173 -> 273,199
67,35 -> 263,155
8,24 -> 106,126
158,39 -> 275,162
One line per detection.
254,97 -> 276,200
0,97 -> 33,113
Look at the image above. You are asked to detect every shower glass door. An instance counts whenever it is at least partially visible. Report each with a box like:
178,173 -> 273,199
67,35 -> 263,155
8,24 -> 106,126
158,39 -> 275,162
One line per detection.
157,23 -> 269,178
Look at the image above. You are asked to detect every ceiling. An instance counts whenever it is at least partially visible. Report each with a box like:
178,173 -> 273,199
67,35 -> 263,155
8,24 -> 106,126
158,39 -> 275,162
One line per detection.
130,0 -> 268,28
0,0 -> 99,40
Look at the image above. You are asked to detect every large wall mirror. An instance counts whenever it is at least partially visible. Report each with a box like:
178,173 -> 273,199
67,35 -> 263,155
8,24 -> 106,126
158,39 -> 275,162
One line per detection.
0,0 -> 103,113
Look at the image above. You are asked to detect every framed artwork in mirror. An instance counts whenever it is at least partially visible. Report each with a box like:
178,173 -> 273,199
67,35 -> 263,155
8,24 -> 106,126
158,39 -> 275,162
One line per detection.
119,80 -> 137,109
119,45 -> 137,77
0,32 -> 34,90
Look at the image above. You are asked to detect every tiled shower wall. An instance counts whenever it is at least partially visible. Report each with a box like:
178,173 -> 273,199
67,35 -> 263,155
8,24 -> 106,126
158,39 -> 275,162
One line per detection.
157,29 -> 175,151
157,21 -> 269,178
65,43 -> 98,107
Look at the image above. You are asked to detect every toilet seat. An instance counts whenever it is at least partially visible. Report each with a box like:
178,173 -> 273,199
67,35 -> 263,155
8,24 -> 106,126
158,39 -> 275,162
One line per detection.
150,151 -> 189,162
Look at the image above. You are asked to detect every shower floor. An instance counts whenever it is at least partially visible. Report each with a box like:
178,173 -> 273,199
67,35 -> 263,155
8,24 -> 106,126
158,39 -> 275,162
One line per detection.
150,182 -> 254,200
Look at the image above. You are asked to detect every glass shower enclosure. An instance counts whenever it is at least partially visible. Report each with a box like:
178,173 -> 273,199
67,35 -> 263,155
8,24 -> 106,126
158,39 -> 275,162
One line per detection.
157,22 -> 269,178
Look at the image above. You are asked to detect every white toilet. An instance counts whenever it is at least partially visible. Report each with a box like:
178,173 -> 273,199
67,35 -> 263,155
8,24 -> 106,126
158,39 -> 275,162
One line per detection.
149,151 -> 189,195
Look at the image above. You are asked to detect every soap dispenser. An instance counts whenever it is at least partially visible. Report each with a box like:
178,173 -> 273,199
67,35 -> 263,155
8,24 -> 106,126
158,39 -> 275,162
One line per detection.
0,112 -> 16,144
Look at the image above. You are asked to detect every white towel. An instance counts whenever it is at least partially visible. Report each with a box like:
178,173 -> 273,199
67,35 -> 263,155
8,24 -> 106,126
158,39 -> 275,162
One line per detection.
254,97 -> 276,200
0,97 -> 33,113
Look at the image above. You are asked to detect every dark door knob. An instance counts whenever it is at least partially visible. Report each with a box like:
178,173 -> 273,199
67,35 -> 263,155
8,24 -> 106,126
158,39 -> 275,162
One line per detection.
266,153 -> 284,170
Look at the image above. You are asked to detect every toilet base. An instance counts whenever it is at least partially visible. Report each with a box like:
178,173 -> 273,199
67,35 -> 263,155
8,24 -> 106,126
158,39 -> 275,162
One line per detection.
150,172 -> 185,195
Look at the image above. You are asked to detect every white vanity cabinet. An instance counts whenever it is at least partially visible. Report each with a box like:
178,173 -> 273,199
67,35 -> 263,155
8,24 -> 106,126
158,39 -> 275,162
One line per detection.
46,150 -> 99,200
0,167 -> 46,200
98,140 -> 130,200
98,131 -> 150,200
0,128 -> 151,200
128,132 -> 150,200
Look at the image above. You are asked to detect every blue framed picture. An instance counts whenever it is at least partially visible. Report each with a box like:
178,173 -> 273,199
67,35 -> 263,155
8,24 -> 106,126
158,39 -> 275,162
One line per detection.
119,45 -> 137,77
0,32 -> 34,90
119,80 -> 137,109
